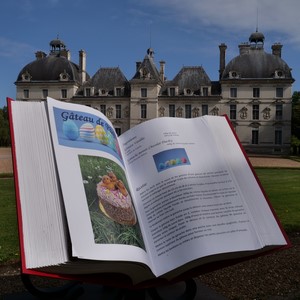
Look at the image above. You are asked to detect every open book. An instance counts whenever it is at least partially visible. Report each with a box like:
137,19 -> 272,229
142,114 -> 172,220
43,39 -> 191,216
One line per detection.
8,97 -> 290,287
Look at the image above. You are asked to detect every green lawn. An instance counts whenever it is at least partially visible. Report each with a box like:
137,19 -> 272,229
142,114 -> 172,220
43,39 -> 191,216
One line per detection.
0,168 -> 300,263
255,168 -> 300,233
0,178 -> 19,263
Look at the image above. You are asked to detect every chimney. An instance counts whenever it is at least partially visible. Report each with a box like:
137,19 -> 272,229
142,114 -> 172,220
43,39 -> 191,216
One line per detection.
272,43 -> 282,58
136,61 -> 142,72
239,43 -> 250,55
79,50 -> 87,83
219,43 -> 227,80
159,60 -> 165,82
60,49 -> 71,60
35,51 -> 46,60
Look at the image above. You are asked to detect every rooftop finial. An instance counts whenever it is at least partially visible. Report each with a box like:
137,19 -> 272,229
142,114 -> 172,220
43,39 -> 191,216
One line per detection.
149,21 -> 152,48
256,7 -> 259,32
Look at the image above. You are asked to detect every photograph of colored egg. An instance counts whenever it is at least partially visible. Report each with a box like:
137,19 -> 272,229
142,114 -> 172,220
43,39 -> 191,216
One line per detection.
153,148 -> 190,173
54,107 -> 123,163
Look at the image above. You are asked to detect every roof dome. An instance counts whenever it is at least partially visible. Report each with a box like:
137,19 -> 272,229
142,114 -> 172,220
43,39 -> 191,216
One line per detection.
249,31 -> 265,45
49,38 -> 66,49
16,55 -> 81,82
221,48 -> 292,79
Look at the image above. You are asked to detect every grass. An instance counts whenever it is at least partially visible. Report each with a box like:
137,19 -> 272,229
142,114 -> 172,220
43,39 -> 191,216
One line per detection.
0,167 -> 300,263
255,168 -> 300,233
0,178 -> 19,263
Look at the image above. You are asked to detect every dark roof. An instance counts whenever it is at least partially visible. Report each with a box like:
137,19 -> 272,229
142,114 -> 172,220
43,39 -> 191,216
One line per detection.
249,31 -> 265,44
160,66 -> 212,96
86,67 -> 129,95
172,66 -> 211,87
173,66 -> 211,95
222,48 -> 293,79
16,55 -> 82,82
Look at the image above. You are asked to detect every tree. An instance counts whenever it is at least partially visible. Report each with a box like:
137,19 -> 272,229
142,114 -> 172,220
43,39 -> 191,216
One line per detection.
291,92 -> 300,154
0,106 -> 10,147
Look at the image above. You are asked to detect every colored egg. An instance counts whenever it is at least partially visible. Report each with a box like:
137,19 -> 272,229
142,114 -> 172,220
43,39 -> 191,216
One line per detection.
176,158 -> 182,164
172,159 -> 177,165
159,163 -> 165,170
100,133 -> 109,145
80,123 -> 95,142
62,120 -> 79,140
95,125 -> 106,141
106,131 -> 114,146
165,160 -> 170,167
181,157 -> 187,163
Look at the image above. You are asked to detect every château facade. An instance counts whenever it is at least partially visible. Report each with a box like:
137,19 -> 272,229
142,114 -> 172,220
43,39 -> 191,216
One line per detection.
15,31 -> 294,154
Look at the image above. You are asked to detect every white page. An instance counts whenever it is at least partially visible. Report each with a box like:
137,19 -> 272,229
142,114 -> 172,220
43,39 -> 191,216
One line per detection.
119,115 -> 287,277
10,101 -> 69,268
204,116 -> 287,246
46,98 -> 150,266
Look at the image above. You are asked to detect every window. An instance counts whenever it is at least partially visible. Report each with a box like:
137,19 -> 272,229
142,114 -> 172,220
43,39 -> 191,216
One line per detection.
185,105 -> 192,118
141,88 -> 147,98
230,104 -> 236,120
276,104 -> 283,120
202,104 -> 208,116
85,88 -> 91,97
61,89 -> 67,99
141,104 -> 147,118
252,130 -> 259,144
230,87 -> 237,98
42,89 -> 48,99
276,87 -> 283,98
100,105 -> 106,115
253,88 -> 260,98
169,88 -> 175,96
275,129 -> 282,145
116,88 -> 122,96
23,89 -> 29,99
252,104 -> 259,120
116,105 -> 121,119
115,128 -> 121,136
169,104 -> 175,117
203,87 -> 208,96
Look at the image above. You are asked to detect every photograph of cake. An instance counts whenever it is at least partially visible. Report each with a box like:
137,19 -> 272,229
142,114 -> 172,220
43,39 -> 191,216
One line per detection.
96,171 -> 137,226
78,155 -> 145,248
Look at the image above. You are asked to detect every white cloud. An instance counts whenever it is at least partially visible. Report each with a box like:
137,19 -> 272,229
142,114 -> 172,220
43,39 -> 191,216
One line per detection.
135,0 -> 300,47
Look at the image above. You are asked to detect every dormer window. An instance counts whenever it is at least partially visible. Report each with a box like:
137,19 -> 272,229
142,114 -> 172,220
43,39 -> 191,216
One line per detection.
274,70 -> 284,78
21,71 -> 31,82
59,70 -> 69,81
140,67 -> 150,79
184,88 -> 193,96
168,87 -> 177,96
84,87 -> 94,97
229,71 -> 239,79
115,87 -> 123,96
100,89 -> 108,96
202,87 -> 209,96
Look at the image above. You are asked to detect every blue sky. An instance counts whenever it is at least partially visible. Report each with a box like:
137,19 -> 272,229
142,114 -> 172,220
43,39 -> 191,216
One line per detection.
1,0 -> 300,108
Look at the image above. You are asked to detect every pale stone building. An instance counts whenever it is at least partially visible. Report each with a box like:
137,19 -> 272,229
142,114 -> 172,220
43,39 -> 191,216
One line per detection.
15,31 -> 294,154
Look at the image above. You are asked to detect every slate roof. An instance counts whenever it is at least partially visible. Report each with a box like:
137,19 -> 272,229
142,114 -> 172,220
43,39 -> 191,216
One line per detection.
222,48 -> 293,79
86,67 -> 129,95
16,55 -> 82,83
161,66 -> 212,95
